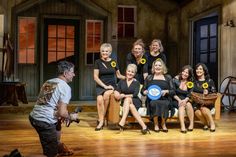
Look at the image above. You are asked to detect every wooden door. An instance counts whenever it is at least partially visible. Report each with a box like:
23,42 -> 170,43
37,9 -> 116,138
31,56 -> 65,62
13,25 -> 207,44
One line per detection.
44,18 -> 79,100
194,16 -> 218,86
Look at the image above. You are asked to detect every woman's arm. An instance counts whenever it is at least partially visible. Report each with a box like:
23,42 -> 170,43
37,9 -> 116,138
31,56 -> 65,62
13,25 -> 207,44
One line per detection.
94,69 -> 113,90
116,70 -> 126,80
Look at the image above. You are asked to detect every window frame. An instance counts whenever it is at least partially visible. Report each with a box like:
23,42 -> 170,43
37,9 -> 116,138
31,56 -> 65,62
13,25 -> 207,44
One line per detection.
85,19 -> 103,66
117,5 -> 137,38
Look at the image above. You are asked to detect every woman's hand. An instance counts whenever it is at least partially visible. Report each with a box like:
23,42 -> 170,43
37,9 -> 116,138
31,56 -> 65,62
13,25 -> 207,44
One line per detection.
120,94 -> 125,99
161,90 -> 169,96
143,90 -> 148,95
104,85 -> 114,90
203,89 -> 208,95
178,99 -> 187,107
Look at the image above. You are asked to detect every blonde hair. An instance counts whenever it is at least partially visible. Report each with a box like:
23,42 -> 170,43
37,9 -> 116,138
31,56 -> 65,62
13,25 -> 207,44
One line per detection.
127,64 -> 137,74
132,39 -> 145,54
150,39 -> 164,53
151,58 -> 168,74
100,43 -> 112,53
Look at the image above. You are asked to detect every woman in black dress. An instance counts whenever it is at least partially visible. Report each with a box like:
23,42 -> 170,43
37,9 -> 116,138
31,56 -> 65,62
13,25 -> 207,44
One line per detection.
146,39 -> 167,75
94,43 -> 125,131
142,59 -> 174,132
114,64 -> 149,134
193,63 -> 217,132
173,65 -> 194,133
126,39 -> 148,85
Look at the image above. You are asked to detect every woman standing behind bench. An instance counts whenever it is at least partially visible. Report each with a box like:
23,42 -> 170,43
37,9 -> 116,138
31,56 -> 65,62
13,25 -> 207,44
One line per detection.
173,65 -> 194,133
126,39 -> 148,84
114,64 -> 149,135
193,63 -> 217,132
142,59 -> 175,133
94,43 -> 125,131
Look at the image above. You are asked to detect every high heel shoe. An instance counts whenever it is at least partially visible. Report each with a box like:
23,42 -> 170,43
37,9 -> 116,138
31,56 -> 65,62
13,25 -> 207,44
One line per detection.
180,130 -> 187,134
95,121 -> 104,131
118,123 -> 125,131
203,125 -> 208,131
141,127 -> 151,135
210,129 -> 216,132
187,128 -> 193,132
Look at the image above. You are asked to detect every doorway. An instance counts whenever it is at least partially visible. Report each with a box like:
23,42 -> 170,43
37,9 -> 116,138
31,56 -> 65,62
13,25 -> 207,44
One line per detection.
43,18 -> 80,100
193,16 -> 218,86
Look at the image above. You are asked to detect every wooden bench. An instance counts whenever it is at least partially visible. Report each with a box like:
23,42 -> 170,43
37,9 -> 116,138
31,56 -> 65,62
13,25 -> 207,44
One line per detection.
106,93 -> 222,124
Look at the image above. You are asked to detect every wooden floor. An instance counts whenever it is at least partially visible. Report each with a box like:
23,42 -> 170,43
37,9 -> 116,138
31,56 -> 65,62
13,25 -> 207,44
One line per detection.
1,111 -> 236,157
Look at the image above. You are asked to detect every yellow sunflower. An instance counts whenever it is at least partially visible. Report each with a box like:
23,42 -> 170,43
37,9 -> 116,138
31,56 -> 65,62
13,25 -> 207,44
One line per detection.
186,81 -> 194,89
140,58 -> 146,64
202,82 -> 209,89
111,61 -> 116,68
156,58 -> 161,61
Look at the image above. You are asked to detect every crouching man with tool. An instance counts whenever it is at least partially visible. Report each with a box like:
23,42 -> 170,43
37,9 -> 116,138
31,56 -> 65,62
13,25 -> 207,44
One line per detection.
29,61 -> 77,157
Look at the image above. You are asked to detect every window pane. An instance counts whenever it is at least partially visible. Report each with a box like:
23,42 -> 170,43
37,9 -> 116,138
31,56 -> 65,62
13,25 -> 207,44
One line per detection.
125,24 -> 134,37
87,36 -> 94,52
66,39 -> 74,51
95,22 -> 101,36
200,53 -> 207,63
200,39 -> 208,51
94,52 -> 100,61
19,34 -> 27,49
57,39 -> 65,51
27,49 -> 35,64
210,37 -> 216,50
94,36 -> 101,51
87,22 -> 94,35
48,51 -> 56,63
66,26 -> 74,38
19,18 -> 27,33
48,38 -> 56,51
57,52 -> 65,61
210,24 -> 216,36
66,51 -> 74,58
210,52 -> 216,63
19,49 -> 27,63
124,8 -> 134,22
200,25 -> 208,38
28,31 -> 35,49
48,25 -> 56,37
58,25 -> 65,38
118,7 -> 123,22
118,24 -> 124,38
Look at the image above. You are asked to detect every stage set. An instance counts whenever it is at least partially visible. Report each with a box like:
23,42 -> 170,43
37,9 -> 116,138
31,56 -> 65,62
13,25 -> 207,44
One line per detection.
1,102 -> 236,157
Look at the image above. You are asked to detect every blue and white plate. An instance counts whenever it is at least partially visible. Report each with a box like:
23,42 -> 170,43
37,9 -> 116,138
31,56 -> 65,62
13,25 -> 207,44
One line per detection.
147,85 -> 162,100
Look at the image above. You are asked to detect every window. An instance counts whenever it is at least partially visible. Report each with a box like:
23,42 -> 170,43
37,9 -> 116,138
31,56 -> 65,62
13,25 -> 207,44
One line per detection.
18,17 -> 36,64
86,20 -> 103,65
47,24 -> 75,63
0,15 -> 4,72
118,5 -> 136,38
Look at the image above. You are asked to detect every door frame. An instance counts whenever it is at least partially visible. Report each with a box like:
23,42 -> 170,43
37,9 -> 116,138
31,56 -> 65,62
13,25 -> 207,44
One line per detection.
40,15 -> 81,100
189,7 -> 222,87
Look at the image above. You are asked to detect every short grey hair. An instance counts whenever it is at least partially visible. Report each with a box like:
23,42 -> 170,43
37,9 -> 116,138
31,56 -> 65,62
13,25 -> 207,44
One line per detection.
57,61 -> 74,75
127,64 -> 137,74
100,43 -> 112,53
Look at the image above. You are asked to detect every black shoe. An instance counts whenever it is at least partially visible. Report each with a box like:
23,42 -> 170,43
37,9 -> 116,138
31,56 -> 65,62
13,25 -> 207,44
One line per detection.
203,126 -> 208,131
141,127 -> 151,135
154,129 -> 160,133
187,128 -> 193,132
210,129 -> 216,132
118,123 -> 125,131
162,129 -> 168,133
180,130 -> 187,134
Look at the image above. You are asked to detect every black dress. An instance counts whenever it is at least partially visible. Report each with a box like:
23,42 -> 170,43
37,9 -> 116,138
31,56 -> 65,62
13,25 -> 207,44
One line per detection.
126,52 -> 148,84
172,78 -> 192,109
94,59 -> 119,96
116,79 -> 141,110
142,74 -> 175,118
192,79 -> 217,110
146,51 -> 167,75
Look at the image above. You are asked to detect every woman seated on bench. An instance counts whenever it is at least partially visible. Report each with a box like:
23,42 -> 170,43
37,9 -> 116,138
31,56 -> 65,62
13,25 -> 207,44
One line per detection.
114,64 -> 150,135
172,65 -> 194,133
142,59 -> 175,133
193,63 -> 217,132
